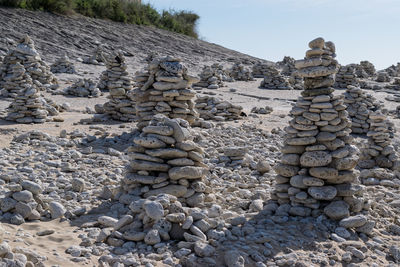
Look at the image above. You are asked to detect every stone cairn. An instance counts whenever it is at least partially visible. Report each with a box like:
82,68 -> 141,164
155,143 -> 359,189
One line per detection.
50,54 -> 77,74
335,64 -> 359,88
376,71 -> 391,83
343,86 -> 382,134
62,78 -> 101,97
194,95 -> 244,121
229,62 -> 254,81
194,63 -> 231,89
383,63 -> 400,77
272,38 -> 373,233
0,35 -> 57,91
363,111 -> 398,169
98,51 -> 136,121
117,114 -> 211,246
5,62 -> 48,123
83,45 -> 105,65
358,60 -> 376,78
252,62 -> 272,78
277,56 -> 304,90
134,56 -> 198,129
259,64 -> 292,89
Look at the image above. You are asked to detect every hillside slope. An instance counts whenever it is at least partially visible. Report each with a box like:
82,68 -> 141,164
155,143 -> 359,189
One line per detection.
0,7 -> 267,72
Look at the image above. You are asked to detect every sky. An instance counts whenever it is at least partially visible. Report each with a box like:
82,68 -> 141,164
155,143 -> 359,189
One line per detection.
143,0 -> 400,70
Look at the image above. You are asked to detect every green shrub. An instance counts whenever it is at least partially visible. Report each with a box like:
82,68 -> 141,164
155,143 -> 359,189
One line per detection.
0,0 -> 200,38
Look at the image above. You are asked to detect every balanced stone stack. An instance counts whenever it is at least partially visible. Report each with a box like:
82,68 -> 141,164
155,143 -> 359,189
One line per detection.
83,45 -> 105,65
0,62 -> 31,98
50,54 -> 77,74
195,95 -> 244,121
364,111 -> 398,169
383,63 -> 400,77
229,62 -> 254,81
376,71 -> 391,83
134,56 -> 199,129
195,64 -> 230,89
359,60 -> 376,78
62,78 -> 101,97
0,35 -> 57,91
277,56 -> 296,76
5,63 -> 48,123
272,38 -> 369,229
99,51 -> 136,121
259,65 -> 292,89
335,65 -> 359,88
343,86 -> 382,134
252,62 -> 273,78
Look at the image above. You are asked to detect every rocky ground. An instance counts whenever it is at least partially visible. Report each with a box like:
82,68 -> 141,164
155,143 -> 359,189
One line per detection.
0,7 -> 400,267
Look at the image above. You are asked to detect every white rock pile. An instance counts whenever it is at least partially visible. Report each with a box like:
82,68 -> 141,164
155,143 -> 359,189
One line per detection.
335,65 -> 359,88
134,56 -> 199,129
0,62 -> 32,98
229,63 -> 254,81
62,78 -> 101,97
259,65 -> 292,89
195,95 -> 244,121
343,86 -> 382,134
5,62 -> 48,123
195,64 -> 230,89
50,54 -> 77,74
0,35 -> 57,91
272,38 -> 373,233
98,51 -> 136,121
252,62 -> 273,78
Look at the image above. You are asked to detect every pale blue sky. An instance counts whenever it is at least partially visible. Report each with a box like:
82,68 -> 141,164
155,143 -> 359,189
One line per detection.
144,0 -> 400,70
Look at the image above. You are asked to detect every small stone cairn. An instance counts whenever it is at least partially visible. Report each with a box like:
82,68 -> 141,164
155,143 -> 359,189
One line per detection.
134,56 -> 199,129
343,86 -> 382,134
195,95 -> 244,121
194,63 -> 231,89
50,54 -> 77,74
277,56 -> 296,76
358,60 -> 376,78
229,62 -> 254,81
383,63 -> 400,77
5,63 -> 48,123
259,64 -> 292,89
335,64 -> 359,88
376,71 -> 391,83
83,45 -> 105,65
62,78 -> 101,97
252,62 -> 272,78
0,35 -> 57,91
272,38 -> 372,233
117,114 -> 212,246
98,51 -> 136,121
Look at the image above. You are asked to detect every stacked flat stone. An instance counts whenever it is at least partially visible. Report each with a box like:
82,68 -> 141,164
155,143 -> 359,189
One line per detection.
272,38 -> 368,230
259,65 -> 292,89
0,35 -> 57,91
376,71 -> 390,82
195,64 -> 230,89
5,63 -> 48,123
335,65 -> 359,88
252,62 -> 273,78
50,54 -> 77,74
0,62 -> 31,98
134,56 -> 199,129
195,95 -> 244,121
99,51 -> 136,121
359,60 -> 376,77
343,86 -> 382,134
365,111 -> 398,169
383,63 -> 400,77
62,78 -> 100,97
277,56 -> 296,76
229,62 -> 254,81
83,45 -> 105,65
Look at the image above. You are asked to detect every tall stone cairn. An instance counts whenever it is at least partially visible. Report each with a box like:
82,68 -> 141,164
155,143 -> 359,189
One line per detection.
0,35 -> 57,91
134,56 -> 199,129
335,64 -> 359,88
99,51 -> 136,121
343,86 -> 382,134
6,63 -> 48,123
272,38 -> 369,229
